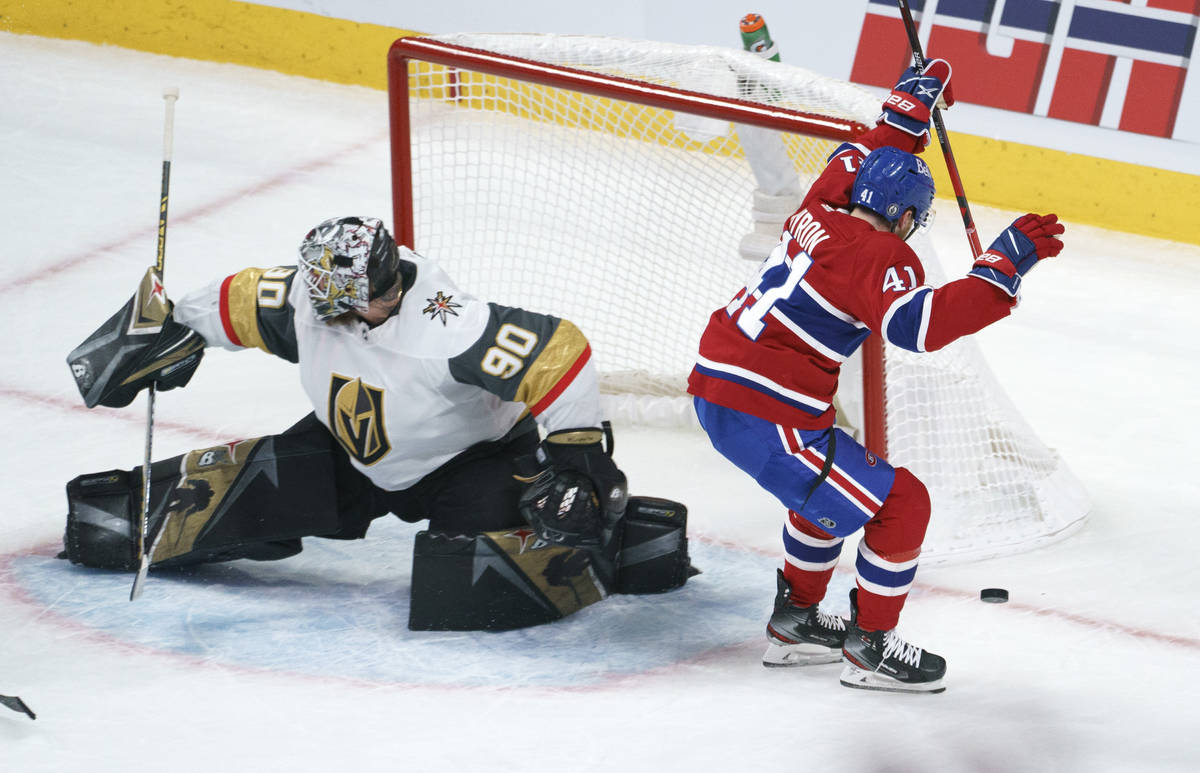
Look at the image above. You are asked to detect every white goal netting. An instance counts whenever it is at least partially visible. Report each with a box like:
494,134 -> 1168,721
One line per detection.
392,33 -> 1088,562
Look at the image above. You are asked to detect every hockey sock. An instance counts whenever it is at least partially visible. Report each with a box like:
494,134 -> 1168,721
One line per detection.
855,467 -> 930,631
781,509 -> 843,607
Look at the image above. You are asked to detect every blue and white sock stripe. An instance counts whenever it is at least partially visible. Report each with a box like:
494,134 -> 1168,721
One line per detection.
783,520 -> 844,571
882,286 -> 933,353
855,541 -> 919,597
693,355 -> 831,415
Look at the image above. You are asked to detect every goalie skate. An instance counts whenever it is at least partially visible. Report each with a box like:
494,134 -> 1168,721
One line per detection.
762,570 -> 848,667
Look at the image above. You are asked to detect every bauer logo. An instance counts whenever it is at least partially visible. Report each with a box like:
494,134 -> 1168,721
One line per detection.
852,0 -> 1199,138
81,473 -> 122,487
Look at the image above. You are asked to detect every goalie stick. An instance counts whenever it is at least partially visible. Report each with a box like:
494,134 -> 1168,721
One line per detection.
895,0 -> 983,258
130,87 -> 180,602
0,694 -> 36,720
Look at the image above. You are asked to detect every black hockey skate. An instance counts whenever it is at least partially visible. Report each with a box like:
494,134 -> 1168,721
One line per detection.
839,590 -> 946,693
762,569 -> 848,667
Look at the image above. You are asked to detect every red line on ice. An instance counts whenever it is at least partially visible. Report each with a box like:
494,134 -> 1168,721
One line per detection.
6,130 -> 388,292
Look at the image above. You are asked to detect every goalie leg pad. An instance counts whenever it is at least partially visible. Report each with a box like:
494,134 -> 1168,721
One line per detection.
615,496 -> 693,594
63,418 -> 351,570
409,528 -> 606,631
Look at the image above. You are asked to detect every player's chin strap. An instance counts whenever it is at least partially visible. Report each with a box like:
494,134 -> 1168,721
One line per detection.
894,209 -> 919,243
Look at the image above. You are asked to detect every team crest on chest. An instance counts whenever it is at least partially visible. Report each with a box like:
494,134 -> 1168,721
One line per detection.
328,374 -> 391,465
423,291 -> 461,325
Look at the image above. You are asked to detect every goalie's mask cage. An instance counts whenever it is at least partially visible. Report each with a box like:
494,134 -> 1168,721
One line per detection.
851,146 -> 936,234
298,216 -> 401,321
386,33 -> 1089,564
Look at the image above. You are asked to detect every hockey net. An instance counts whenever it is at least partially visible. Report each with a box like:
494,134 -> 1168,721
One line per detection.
387,33 -> 1088,563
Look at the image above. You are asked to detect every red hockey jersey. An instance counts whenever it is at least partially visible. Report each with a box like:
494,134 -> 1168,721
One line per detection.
687,125 -> 1015,430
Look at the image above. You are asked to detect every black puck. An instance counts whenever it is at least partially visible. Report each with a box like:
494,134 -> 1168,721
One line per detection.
980,588 -> 1009,603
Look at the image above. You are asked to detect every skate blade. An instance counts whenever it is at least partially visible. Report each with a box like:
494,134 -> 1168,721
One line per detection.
762,640 -> 844,667
838,663 -> 945,694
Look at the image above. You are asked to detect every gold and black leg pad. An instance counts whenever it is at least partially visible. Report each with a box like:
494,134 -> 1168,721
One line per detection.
409,529 -> 608,631
409,496 -> 697,631
62,417 -> 355,571
613,496 -> 696,594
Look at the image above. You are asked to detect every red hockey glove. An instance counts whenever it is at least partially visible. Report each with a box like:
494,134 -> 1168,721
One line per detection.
969,213 -> 1065,297
880,59 -> 954,139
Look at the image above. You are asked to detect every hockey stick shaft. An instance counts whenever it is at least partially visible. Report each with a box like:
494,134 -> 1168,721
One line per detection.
895,0 -> 983,257
131,87 -> 179,602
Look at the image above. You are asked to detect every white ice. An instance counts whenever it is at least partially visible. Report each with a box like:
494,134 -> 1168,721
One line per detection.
2,33 -> 1198,773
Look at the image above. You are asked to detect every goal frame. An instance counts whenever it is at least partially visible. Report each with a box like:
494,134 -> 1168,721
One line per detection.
387,35 -> 886,453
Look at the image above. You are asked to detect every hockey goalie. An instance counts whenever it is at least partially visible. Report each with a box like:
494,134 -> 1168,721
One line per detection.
62,216 -> 693,630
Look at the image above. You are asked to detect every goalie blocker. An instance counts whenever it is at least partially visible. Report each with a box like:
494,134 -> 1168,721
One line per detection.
63,417 -> 693,631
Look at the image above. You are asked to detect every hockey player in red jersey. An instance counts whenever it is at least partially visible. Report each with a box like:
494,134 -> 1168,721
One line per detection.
688,60 -> 1065,692
64,217 -> 692,630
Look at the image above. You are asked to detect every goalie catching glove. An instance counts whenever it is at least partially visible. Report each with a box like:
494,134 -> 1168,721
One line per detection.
516,423 -> 628,548
66,266 -> 204,409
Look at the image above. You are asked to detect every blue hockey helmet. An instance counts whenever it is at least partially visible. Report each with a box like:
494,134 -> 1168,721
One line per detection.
850,146 -> 936,234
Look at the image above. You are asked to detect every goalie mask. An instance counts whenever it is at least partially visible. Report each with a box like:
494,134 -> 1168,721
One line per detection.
298,216 -> 401,321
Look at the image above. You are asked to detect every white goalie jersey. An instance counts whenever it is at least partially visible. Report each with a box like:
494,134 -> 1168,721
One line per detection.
173,249 -> 604,490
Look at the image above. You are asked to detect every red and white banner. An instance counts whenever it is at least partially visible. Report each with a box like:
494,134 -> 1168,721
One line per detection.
851,0 -> 1199,138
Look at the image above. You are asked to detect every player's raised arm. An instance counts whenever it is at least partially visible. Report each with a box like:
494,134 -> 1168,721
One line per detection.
173,266 -> 300,362
803,59 -> 954,211
848,150 -> 1067,353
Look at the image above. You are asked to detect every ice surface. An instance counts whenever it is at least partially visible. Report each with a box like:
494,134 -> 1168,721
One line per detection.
1,33 -> 1198,773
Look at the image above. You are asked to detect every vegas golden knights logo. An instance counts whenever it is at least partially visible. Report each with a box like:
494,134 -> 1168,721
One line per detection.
328,374 -> 391,465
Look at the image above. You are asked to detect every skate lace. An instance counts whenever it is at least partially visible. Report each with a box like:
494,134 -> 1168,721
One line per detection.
816,609 -> 846,632
881,630 -> 922,667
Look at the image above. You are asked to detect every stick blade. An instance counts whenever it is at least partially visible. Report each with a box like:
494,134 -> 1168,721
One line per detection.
0,695 -> 36,720
129,554 -> 151,601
